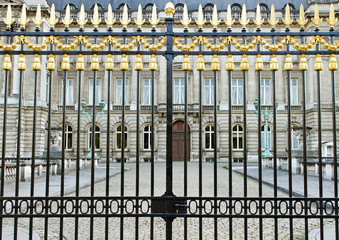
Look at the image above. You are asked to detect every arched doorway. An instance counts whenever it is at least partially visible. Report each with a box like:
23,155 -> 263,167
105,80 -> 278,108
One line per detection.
173,120 -> 190,161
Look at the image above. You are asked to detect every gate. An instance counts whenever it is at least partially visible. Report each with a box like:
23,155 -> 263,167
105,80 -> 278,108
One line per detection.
0,2 -> 339,239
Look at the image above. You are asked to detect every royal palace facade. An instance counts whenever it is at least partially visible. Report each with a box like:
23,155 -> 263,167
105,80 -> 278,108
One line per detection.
0,0 -> 338,164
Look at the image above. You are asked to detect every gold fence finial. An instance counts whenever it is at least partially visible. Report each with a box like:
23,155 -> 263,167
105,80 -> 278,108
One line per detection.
314,53 -> 323,71
268,4 -> 279,28
182,54 -> 191,71
33,4 -> 43,28
165,2 -> 175,18
47,54 -> 55,71
120,4 -> 131,28
211,54 -> 220,71
299,54 -> 308,71
196,54 -> 205,71
76,54 -> 85,71
106,4 -> 115,28
311,4 -> 322,28
282,4 -> 293,28
77,4 -> 87,28
255,54 -> 264,71
195,4 -> 205,29
270,54 -> 279,71
91,54 -> 100,71
240,54 -> 249,71
149,54 -> 158,71
32,54 -> 41,71
329,54 -> 338,71
225,4 -> 234,28
18,5 -> 29,28
3,54 -> 12,71
181,4 -> 191,28
253,4 -> 264,28
61,54 -> 70,71
17,54 -> 26,71
120,54 -> 129,71
150,4 -> 160,27
135,4 -> 144,28
327,4 -> 337,27
297,4 -> 307,28
105,54 -> 114,71
92,4 -> 102,28
4,5 -> 14,28
240,4 -> 249,28
210,5 -> 220,29
63,4 -> 73,28
284,54 -> 293,71
48,4 -> 58,28
134,54 -> 143,71
225,54 -> 234,71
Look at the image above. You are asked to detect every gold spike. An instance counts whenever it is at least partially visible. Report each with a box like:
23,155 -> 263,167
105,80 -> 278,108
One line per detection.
32,54 -> 41,71
314,54 -> 323,71
91,54 -> 100,71
195,4 -> 206,29
18,5 -> 29,28
76,54 -> 85,71
33,4 -> 43,28
182,54 -> 191,71
225,4 -> 235,28
311,4 -> 322,28
120,4 -> 131,28
105,54 -> 114,71
268,5 -> 279,28
225,54 -> 234,71
47,54 -> 56,71
181,4 -> 191,28
120,54 -> 129,71
284,54 -> 293,70
210,5 -> 220,29
240,54 -> 249,71
48,4 -> 58,28
297,4 -> 308,28
135,4 -> 145,28
299,54 -> 308,71
92,4 -> 102,28
196,54 -> 205,71
165,2 -> 175,18
2,54 -> 11,71
253,4 -> 264,28
4,5 -> 14,28
329,54 -> 338,71
149,54 -> 158,71
327,4 -> 337,28
240,4 -> 249,28
211,54 -> 220,71
17,54 -> 26,71
282,4 -> 293,28
63,4 -> 73,28
134,54 -> 143,71
270,54 -> 279,71
255,54 -> 264,71
61,54 -> 70,71
106,4 -> 116,28
77,4 -> 87,28
149,4 -> 160,27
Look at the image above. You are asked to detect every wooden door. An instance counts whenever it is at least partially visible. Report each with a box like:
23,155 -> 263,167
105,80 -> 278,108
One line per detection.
172,121 -> 190,161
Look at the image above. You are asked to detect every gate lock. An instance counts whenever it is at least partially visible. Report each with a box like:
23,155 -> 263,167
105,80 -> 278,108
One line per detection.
151,196 -> 187,216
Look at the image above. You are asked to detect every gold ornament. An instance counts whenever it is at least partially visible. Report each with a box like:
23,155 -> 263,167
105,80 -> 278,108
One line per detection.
255,54 -> 264,71
253,4 -> 264,28
33,4 -> 43,28
32,54 -> 41,71
240,54 -> 249,71
182,54 -> 191,71
282,4 -> 293,28
210,5 -> 220,29
164,2 -> 175,18
4,5 -> 14,28
47,54 -> 56,71
314,54 -> 323,71
120,4 -> 130,28
299,54 -> 308,71
106,4 -> 116,28
284,54 -> 293,71
120,54 -> 129,71
196,54 -> 205,71
268,5 -> 279,28
134,54 -> 143,71
181,4 -> 191,28
61,54 -> 70,71
225,4 -> 235,28
62,5 -> 73,28
311,4 -> 322,28
329,54 -> 338,71
17,54 -> 26,71
297,4 -> 307,28
149,4 -> 160,28
76,54 -> 85,71
91,4 -> 102,28
77,4 -> 87,28
105,54 -> 114,71
269,54 -> 279,71
211,54 -> 220,71
2,54 -> 12,71
225,54 -> 234,71
18,5 -> 29,28
149,54 -> 158,71
91,54 -> 100,71
135,4 -> 145,28
48,4 -> 58,28
240,4 -> 249,28
327,4 -> 337,28
195,4 -> 206,29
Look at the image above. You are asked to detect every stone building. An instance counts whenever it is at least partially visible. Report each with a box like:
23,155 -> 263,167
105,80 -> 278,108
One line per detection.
0,0 -> 338,164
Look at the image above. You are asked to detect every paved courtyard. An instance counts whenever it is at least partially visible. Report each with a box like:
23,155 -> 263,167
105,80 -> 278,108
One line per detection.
2,162 -> 334,239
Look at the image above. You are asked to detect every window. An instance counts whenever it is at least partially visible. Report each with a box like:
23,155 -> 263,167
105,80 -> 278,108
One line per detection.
231,4 -> 241,19
144,125 -> 152,150
205,125 -> 215,150
204,4 -> 214,20
65,125 -> 73,150
116,79 -> 128,105
66,79 -> 73,105
174,4 -> 184,19
88,125 -> 100,149
233,125 -> 243,150
231,45 -> 242,62
204,79 -> 214,105
144,79 -> 152,105
89,79 -> 101,105
260,79 -> 271,105
117,125 -> 128,149
232,79 -> 243,105
291,128 -> 299,150
259,4 -> 269,19
174,46 -> 183,62
261,125 -> 271,150
174,79 -> 184,104
291,79 -> 298,105
204,55 -> 213,62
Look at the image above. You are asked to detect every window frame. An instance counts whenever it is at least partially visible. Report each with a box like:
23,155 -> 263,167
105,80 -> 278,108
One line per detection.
232,125 -> 244,150
88,125 -> 101,150
205,125 -> 215,150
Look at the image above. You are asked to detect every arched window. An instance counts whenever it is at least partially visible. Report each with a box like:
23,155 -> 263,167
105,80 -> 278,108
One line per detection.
233,125 -> 243,150
65,125 -> 73,150
174,4 -> 184,19
205,125 -> 215,150
204,4 -> 214,20
231,4 -> 242,20
88,125 -> 100,149
261,125 -> 271,150
144,3 -> 154,18
117,125 -> 128,149
259,4 -> 269,19
144,125 -> 152,150
291,127 -> 299,150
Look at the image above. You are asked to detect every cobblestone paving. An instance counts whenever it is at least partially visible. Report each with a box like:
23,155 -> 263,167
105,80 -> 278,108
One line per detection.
4,162 -> 333,239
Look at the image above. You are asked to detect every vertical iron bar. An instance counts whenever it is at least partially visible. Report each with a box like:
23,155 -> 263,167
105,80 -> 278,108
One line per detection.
287,66 -> 293,240
90,69 -> 96,240
198,45 -> 203,240
120,69 -> 126,240
184,30 -> 188,240
213,31 -> 218,240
